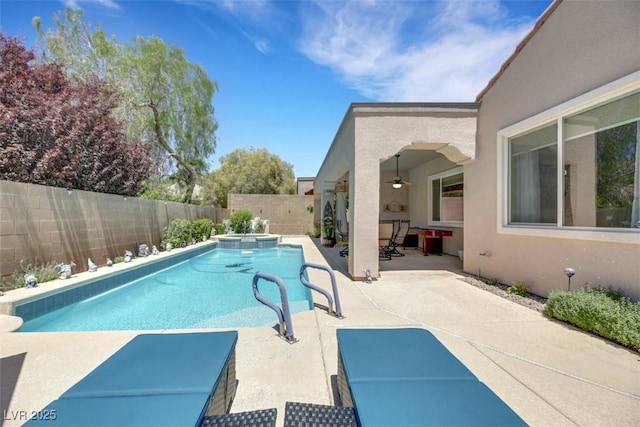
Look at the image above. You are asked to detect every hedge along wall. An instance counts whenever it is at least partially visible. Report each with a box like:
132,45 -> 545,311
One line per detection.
228,194 -> 314,236
0,180 -> 228,280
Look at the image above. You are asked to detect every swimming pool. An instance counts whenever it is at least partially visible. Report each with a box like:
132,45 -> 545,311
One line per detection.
19,246 -> 313,332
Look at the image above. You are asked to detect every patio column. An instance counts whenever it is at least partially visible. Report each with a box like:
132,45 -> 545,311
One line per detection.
348,141 -> 381,280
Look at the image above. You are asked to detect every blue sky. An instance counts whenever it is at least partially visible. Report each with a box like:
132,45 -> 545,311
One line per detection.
0,0 -> 553,178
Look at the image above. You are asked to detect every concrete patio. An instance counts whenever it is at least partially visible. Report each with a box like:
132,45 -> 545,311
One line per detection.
1,236 -> 638,426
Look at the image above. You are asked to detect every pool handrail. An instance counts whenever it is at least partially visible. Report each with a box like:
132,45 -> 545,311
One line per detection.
252,272 -> 297,343
299,263 -> 344,318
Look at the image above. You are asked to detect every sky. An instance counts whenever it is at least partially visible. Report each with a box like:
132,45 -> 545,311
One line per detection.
0,0 -> 553,178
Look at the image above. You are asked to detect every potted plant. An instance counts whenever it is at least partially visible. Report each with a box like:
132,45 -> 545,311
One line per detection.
322,221 -> 335,246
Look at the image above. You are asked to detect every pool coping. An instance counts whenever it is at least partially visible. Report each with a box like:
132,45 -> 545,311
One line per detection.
0,241 -> 217,317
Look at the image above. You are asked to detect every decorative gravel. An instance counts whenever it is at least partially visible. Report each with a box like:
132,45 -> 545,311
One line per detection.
463,276 -> 547,313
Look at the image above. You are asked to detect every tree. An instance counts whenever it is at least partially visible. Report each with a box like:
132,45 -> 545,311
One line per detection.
34,8 -> 218,202
0,34 -> 151,195
203,148 -> 296,207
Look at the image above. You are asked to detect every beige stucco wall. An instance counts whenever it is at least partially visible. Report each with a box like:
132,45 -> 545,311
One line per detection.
0,180 -> 227,281
227,194 -> 314,236
467,1 -> 640,299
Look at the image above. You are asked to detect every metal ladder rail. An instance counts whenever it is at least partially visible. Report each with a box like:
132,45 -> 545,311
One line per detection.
299,262 -> 344,318
252,272 -> 297,343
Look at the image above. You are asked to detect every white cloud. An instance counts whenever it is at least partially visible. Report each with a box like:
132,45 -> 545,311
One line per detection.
62,0 -> 120,10
183,0 -> 279,54
298,0 -> 535,101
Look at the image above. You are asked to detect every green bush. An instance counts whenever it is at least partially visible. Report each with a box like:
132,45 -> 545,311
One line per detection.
212,222 -> 226,235
484,278 -> 499,286
191,218 -> 214,241
254,219 -> 266,233
544,287 -> 640,352
162,218 -> 193,248
0,260 -> 59,292
507,281 -> 528,297
229,209 -> 253,234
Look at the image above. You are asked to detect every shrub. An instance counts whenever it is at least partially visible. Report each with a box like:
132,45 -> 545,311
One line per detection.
545,287 -> 640,352
484,278 -> 499,286
162,218 -> 193,248
229,209 -> 253,234
254,219 -> 266,234
114,256 -> 125,264
212,222 -> 226,235
0,260 -> 59,292
191,218 -> 214,241
507,281 -> 528,297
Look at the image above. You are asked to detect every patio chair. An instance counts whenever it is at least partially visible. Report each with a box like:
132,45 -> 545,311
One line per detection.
387,220 -> 409,256
336,328 -> 527,426
25,331 -> 238,426
378,223 -> 394,260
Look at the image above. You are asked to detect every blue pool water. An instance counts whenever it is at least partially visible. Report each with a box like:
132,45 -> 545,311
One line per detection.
20,246 -> 313,332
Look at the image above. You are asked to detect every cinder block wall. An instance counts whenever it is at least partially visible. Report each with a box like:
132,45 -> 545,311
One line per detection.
228,194 -> 314,235
0,180 -> 227,280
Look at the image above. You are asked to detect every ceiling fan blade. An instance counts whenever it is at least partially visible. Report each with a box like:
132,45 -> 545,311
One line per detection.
402,181 -> 414,186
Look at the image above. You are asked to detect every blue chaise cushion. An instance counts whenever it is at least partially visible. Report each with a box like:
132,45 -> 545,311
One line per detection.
337,328 -> 477,382
350,379 -> 527,427
62,331 -> 237,398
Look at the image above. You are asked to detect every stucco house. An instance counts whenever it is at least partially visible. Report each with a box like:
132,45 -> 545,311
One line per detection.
313,0 -> 640,300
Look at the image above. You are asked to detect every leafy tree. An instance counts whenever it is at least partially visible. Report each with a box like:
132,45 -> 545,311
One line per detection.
0,34 -> 151,195
33,8 -> 218,202
204,148 -> 296,208
137,177 -> 183,202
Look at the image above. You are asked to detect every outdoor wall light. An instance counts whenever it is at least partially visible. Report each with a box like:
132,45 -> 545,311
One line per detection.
564,267 -> 575,291
66,187 -> 73,195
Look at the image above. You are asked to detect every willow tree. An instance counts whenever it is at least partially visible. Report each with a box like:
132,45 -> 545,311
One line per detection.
34,8 -> 218,202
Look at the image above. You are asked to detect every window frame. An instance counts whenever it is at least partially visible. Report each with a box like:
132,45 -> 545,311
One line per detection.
428,166 -> 464,228
496,71 -> 640,243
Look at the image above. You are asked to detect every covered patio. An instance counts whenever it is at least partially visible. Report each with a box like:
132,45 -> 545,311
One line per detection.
314,102 -> 479,280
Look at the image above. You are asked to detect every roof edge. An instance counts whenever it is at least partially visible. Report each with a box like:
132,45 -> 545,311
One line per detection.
475,0 -> 562,102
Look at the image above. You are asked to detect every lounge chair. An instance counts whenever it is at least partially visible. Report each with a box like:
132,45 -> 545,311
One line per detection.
25,331 -> 238,426
388,220 -> 409,256
337,328 -> 527,426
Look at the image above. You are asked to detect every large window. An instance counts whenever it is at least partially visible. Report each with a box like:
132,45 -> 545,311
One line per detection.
509,124 -> 557,224
564,92 -> 639,228
505,90 -> 640,230
429,167 -> 463,226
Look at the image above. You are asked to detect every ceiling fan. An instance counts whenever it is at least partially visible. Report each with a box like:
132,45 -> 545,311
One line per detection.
385,154 -> 413,188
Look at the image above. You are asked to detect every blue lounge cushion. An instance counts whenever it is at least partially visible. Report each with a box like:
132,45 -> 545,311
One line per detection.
24,393 -> 211,427
62,331 -> 237,398
25,332 -> 238,427
337,328 -> 477,382
350,380 -> 527,427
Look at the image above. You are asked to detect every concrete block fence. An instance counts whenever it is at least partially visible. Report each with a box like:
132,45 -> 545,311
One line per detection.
227,194 -> 315,236
0,180 -> 227,280
0,181 -> 316,281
